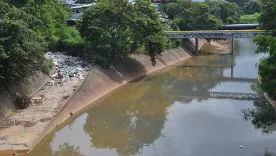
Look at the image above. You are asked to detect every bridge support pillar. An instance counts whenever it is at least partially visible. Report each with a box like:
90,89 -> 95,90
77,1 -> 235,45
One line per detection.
195,38 -> 199,55
231,39 -> 234,55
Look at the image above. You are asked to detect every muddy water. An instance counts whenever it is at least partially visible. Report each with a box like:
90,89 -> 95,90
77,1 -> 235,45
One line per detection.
29,39 -> 276,156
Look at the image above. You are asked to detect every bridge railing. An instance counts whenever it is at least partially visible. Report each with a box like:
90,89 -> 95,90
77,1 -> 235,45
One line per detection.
165,30 -> 270,39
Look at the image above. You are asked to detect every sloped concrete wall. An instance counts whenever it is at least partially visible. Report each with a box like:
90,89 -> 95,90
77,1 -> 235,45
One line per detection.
31,46 -> 197,152
0,71 -> 52,120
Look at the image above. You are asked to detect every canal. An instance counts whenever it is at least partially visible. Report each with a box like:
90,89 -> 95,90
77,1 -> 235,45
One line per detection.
29,39 -> 276,156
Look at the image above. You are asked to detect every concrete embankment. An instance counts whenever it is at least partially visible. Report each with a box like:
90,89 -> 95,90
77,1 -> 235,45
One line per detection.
0,39 -> 207,155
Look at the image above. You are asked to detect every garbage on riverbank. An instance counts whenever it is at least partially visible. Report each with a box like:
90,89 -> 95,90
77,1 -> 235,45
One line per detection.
45,52 -> 92,88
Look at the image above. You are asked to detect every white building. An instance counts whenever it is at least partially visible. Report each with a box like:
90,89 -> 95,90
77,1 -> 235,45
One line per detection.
70,3 -> 95,20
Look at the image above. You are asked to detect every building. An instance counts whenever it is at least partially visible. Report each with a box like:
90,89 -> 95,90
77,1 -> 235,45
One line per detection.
70,3 -> 94,20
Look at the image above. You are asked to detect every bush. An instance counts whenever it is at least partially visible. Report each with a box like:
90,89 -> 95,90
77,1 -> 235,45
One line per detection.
42,59 -> 54,75
56,26 -> 85,57
15,95 -> 31,109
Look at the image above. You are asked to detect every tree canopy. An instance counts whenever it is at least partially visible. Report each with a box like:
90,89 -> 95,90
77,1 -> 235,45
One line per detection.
244,0 -> 262,14
160,0 -> 224,30
206,0 -> 240,24
7,0 -> 68,45
78,0 -> 165,68
253,0 -> 276,100
0,1 -> 47,85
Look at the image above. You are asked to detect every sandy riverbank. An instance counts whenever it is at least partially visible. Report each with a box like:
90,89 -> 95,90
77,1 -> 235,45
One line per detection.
0,38 -> 226,155
200,40 -> 231,54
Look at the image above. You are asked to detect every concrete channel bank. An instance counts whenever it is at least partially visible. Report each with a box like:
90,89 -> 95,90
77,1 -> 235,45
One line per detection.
0,39 -> 206,155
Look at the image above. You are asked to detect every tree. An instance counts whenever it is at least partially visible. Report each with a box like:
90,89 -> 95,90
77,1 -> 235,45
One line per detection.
78,0 -> 165,68
244,0 -> 262,14
160,1 -> 223,30
7,0 -> 68,47
225,0 -> 249,9
253,0 -> 276,100
205,1 -> 241,24
0,1 -> 47,85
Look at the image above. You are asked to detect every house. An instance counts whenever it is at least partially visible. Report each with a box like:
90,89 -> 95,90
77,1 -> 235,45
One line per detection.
70,3 -> 95,20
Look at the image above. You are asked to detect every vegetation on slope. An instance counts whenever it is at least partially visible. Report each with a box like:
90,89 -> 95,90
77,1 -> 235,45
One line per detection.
240,13 -> 260,24
0,1 -> 48,85
253,0 -> 276,100
78,0 -> 165,68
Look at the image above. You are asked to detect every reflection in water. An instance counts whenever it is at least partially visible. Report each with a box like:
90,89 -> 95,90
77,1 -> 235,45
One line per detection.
52,143 -> 83,156
242,98 -> 276,134
28,39 -> 276,156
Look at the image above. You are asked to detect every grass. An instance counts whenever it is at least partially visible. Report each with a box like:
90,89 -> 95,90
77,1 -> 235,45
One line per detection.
240,13 -> 260,24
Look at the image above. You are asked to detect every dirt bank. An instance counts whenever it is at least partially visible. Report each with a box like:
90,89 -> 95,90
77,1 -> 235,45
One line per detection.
0,39 -> 212,155
200,40 -> 231,54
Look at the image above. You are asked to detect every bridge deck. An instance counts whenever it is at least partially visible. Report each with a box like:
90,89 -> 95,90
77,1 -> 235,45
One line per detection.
165,30 -> 269,38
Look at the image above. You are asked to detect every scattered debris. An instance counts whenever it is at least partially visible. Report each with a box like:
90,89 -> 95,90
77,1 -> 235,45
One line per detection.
63,95 -> 70,100
45,52 -> 91,88
40,117 -> 52,122
31,95 -> 46,105
0,119 -> 37,129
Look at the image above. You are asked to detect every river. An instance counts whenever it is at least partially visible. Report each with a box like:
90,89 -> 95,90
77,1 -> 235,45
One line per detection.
29,39 -> 276,156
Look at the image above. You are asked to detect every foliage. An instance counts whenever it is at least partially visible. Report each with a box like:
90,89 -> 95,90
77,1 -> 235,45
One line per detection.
240,13 -> 260,23
160,1 -> 223,30
15,95 -> 31,109
253,0 -> 276,100
0,1 -> 47,85
258,0 -> 276,32
78,0 -> 165,68
225,0 -> 249,9
207,1 -> 240,24
42,59 -> 54,75
242,98 -> 276,134
56,26 -> 85,57
244,0 -> 262,14
7,0 -> 68,47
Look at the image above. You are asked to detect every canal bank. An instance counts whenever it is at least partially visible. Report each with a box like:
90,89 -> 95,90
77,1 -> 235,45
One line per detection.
28,38 -> 276,156
0,39 -> 211,155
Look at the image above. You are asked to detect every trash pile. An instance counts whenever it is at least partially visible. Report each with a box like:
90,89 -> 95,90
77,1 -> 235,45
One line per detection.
45,52 -> 92,87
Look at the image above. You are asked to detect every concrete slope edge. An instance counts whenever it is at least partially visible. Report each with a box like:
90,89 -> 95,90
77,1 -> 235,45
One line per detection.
28,47 -> 193,154
258,75 -> 276,108
0,39 -> 204,155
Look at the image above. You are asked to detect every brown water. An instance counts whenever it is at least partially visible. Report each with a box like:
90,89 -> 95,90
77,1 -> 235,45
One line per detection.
29,39 -> 276,156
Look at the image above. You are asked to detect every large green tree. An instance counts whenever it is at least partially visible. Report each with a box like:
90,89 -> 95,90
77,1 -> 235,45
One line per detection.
160,0 -> 223,30
0,1 -> 47,85
253,0 -> 276,99
206,0 -> 240,24
78,0 -> 165,68
7,0 -> 68,46
244,0 -> 262,14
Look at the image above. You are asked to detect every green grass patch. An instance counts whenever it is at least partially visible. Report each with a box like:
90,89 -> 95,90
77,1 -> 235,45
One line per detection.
240,13 -> 260,24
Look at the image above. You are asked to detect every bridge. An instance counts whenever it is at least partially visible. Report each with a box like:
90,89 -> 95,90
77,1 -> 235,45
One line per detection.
165,30 -> 270,55
165,30 -> 268,39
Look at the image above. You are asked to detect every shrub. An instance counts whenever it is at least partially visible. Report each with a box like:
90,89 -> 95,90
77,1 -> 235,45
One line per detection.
15,95 -> 31,109
42,59 -> 54,75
